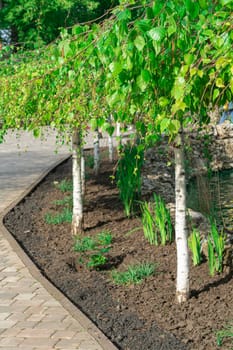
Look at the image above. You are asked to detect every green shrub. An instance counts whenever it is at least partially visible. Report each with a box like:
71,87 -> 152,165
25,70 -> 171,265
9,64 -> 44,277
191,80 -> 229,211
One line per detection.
116,143 -> 144,217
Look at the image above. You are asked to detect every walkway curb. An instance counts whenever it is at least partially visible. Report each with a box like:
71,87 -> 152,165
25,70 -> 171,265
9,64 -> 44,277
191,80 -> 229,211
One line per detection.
0,155 -> 118,350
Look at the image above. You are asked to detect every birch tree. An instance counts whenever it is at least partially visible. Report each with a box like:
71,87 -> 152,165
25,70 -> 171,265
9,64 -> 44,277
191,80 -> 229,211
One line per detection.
0,0 -> 232,302
94,0 -> 233,302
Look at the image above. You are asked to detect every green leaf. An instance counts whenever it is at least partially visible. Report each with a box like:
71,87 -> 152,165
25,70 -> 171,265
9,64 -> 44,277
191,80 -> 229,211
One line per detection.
116,9 -> 131,21
169,120 -> 181,133
135,19 -> 152,33
184,53 -> 194,65
213,89 -> 220,102
152,1 -> 163,15
167,16 -> 177,37
136,74 -> 147,92
230,78 -> 233,94
109,62 -> 123,76
160,118 -> 170,132
141,69 -> 151,83
152,41 -> 161,55
220,0 -> 233,6
147,27 -> 165,42
198,0 -> 207,8
216,78 -> 225,88
33,128 -> 40,138
134,36 -> 146,51
159,97 -> 169,107
68,70 -> 75,81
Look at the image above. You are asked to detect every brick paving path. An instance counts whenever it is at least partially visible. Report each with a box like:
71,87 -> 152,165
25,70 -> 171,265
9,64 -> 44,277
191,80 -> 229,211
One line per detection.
0,129 -> 117,350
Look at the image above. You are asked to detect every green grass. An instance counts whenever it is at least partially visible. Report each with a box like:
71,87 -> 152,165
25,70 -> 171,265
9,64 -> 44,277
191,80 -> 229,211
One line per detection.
53,195 -> 72,207
44,207 -> 72,224
112,262 -> 157,285
56,179 -> 73,192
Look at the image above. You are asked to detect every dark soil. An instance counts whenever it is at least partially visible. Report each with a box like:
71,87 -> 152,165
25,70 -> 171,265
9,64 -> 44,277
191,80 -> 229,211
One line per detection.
4,150 -> 233,350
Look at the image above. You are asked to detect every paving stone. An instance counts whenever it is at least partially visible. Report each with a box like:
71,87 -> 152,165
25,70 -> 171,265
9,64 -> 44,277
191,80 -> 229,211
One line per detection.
0,337 -> 24,347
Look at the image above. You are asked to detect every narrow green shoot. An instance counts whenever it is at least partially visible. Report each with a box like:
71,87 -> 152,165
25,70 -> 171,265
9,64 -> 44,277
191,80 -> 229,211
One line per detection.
188,229 -> 202,266
141,201 -> 158,245
141,194 -> 173,246
207,220 -> 225,276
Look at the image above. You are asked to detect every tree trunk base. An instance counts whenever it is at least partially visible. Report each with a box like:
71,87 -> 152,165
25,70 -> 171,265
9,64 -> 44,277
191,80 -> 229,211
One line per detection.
175,291 -> 189,303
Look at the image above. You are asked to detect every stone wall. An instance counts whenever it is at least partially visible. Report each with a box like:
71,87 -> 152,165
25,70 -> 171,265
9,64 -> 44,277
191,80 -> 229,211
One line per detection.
142,122 -> 233,199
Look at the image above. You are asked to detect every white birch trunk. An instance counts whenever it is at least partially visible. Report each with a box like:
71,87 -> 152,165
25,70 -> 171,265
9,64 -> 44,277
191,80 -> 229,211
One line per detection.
175,131 -> 189,303
116,122 -> 121,138
116,122 -> 122,153
108,134 -> 114,163
81,149 -> 85,196
93,128 -> 100,175
72,129 -> 83,236
108,116 -> 114,163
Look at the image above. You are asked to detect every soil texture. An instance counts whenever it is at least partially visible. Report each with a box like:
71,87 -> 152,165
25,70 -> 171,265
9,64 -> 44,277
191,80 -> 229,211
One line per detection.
4,150 -> 233,350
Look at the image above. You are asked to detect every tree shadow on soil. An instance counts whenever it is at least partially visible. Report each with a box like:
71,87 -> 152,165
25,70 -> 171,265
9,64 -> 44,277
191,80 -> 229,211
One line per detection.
190,269 -> 233,298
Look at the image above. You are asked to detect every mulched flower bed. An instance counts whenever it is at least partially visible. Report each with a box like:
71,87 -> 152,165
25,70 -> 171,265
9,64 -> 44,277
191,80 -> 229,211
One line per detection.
4,152 -> 233,350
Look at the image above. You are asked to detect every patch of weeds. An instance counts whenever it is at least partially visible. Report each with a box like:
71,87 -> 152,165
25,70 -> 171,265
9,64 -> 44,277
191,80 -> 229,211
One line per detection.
216,322 -> 233,347
112,262 -> 156,285
74,231 -> 112,269
44,207 -> 72,224
56,179 -> 73,192
53,196 -> 72,207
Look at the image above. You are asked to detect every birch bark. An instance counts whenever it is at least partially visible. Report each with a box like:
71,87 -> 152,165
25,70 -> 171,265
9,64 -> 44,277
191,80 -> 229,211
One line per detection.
108,116 -> 114,163
174,131 -> 189,303
81,149 -> 85,196
71,129 -> 83,236
93,128 -> 100,175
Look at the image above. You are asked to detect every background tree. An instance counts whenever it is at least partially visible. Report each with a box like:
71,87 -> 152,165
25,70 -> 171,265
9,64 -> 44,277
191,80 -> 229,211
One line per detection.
0,0 -> 118,48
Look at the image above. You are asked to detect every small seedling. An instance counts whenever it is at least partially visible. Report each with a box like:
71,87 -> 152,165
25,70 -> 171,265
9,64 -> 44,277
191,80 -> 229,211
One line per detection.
216,322 -> 233,347
112,262 -> 156,285
74,231 -> 112,269
44,207 -> 72,224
